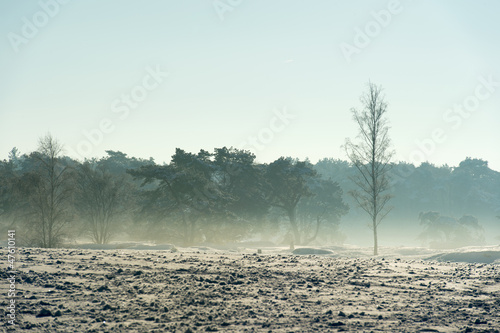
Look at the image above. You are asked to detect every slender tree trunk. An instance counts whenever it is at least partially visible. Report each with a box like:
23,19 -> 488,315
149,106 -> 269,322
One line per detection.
288,208 -> 301,245
372,128 -> 378,256
373,216 -> 378,255
303,216 -> 321,246
181,211 -> 189,246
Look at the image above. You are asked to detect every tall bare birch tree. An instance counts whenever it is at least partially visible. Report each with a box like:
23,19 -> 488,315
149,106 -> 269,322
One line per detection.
344,82 -> 394,255
22,134 -> 72,247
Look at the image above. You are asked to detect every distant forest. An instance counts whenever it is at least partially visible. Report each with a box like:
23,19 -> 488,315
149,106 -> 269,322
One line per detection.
1,134 -> 499,249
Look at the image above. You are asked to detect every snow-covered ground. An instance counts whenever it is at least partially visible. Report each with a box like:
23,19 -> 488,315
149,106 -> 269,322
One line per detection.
69,242 -> 500,264
4,244 -> 499,332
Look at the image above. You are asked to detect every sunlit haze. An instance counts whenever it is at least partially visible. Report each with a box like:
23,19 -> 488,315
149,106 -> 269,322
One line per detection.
1,0 -> 500,169
2,4 -> 500,331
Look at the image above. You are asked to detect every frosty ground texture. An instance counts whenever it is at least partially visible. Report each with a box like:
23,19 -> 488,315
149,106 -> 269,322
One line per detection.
2,246 -> 500,332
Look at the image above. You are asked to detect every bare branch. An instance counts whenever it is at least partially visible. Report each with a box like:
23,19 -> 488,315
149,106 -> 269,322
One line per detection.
344,82 -> 394,255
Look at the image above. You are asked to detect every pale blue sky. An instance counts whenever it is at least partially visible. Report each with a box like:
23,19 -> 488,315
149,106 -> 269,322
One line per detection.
1,0 -> 499,170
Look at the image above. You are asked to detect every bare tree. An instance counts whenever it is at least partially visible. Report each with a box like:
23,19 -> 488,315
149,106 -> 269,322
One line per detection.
344,82 -> 394,255
21,134 -> 72,248
76,161 -> 126,244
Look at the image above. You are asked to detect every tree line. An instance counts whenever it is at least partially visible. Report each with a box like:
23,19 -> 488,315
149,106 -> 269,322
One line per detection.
0,135 -> 498,249
0,135 -> 350,248
1,83 -> 499,251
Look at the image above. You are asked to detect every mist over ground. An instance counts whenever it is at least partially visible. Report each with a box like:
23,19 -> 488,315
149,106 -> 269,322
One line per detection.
2,1 -> 500,331
1,140 -> 498,251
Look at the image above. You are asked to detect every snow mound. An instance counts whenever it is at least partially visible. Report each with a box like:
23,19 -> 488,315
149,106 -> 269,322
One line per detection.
426,250 -> 500,264
75,243 -> 173,251
292,248 -> 333,255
